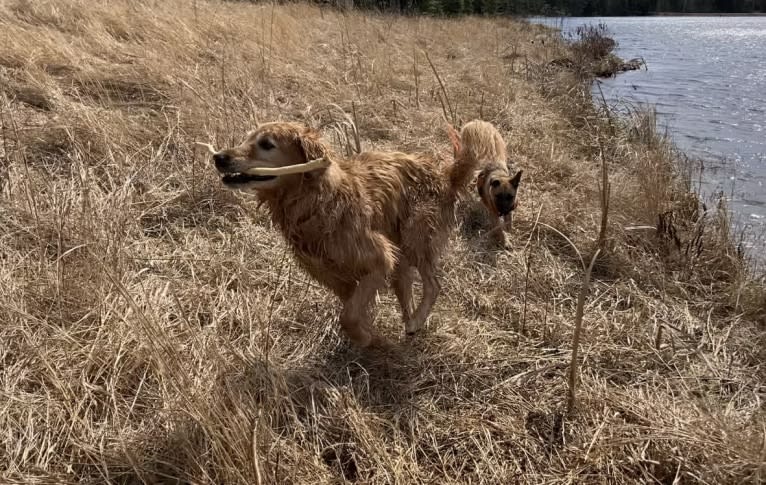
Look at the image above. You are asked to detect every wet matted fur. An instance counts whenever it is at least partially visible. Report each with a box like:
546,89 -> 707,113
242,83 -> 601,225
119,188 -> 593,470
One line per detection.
210,122 -> 481,347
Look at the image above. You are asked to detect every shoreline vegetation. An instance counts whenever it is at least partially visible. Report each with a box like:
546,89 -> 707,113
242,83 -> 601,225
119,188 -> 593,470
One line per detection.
1,1 -> 764,483
545,23 -> 647,77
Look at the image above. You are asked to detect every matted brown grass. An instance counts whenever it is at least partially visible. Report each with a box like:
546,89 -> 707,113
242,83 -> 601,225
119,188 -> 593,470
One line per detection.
1,1 -> 764,483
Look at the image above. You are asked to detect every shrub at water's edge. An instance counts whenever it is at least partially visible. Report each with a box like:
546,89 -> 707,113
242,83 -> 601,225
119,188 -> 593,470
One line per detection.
554,23 -> 645,77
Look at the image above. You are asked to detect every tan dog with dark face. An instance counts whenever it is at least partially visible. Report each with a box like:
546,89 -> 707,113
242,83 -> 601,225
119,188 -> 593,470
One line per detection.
210,122 -> 481,348
454,120 -> 522,248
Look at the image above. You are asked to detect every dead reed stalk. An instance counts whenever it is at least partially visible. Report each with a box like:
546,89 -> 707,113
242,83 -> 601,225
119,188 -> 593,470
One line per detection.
424,50 -> 456,126
567,248 -> 601,414
596,148 -> 611,250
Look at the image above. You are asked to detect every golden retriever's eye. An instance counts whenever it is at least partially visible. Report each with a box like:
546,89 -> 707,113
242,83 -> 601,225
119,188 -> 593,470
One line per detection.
258,138 -> 275,150
490,180 -> 501,188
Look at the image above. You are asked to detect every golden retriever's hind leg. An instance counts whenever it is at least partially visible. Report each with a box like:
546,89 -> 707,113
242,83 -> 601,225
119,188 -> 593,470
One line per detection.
392,264 -> 415,325
406,262 -> 440,335
339,273 -> 386,348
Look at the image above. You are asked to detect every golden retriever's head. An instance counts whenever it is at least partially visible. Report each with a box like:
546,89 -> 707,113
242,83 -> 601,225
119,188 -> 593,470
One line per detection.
477,166 -> 522,217
211,122 -> 329,191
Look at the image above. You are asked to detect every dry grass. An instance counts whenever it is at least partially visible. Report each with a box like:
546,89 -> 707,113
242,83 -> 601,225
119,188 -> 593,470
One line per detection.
1,1 -> 764,483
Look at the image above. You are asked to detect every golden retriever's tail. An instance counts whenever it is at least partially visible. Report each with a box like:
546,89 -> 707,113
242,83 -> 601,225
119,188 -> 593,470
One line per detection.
446,120 -> 489,193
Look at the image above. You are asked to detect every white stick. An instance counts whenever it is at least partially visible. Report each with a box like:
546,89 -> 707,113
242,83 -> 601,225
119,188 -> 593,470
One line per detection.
194,141 -> 330,176
194,141 -> 217,155
242,158 -> 330,176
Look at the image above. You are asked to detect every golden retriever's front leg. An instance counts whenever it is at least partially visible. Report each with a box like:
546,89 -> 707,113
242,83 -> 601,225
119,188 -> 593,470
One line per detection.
392,264 -> 414,324
406,262 -> 440,335
339,272 -> 387,347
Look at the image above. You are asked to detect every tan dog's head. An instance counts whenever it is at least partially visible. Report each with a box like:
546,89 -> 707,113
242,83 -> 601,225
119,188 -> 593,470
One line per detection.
477,166 -> 522,217
211,122 -> 328,191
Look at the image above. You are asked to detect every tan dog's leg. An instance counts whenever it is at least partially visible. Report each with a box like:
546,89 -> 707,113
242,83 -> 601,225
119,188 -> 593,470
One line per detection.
339,272 -> 386,347
487,213 -> 508,249
392,263 -> 415,325
406,261 -> 440,335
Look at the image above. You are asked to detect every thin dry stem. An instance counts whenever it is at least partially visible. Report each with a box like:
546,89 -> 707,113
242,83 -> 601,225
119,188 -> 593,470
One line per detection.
424,50 -> 456,126
567,248 -> 601,415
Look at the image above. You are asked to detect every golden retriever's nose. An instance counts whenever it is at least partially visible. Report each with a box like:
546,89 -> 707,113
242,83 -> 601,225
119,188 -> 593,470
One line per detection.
213,153 -> 231,171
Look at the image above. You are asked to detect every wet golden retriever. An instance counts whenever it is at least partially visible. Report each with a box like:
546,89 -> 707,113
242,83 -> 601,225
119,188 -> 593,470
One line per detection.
210,121 -> 480,347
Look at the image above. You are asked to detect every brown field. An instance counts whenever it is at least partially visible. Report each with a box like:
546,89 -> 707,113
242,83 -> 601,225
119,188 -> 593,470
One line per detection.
1,1 -> 764,483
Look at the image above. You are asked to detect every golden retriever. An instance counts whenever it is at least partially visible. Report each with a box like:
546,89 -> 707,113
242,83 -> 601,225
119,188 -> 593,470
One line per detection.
457,120 -> 522,248
210,121 -> 480,347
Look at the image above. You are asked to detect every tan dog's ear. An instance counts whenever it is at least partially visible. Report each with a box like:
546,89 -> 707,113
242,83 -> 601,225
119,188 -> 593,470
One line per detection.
446,123 -> 461,158
510,170 -> 522,188
297,128 -> 328,162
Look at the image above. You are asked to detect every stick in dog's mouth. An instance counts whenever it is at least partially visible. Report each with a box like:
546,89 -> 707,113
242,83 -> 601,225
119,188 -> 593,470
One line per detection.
194,141 -> 330,176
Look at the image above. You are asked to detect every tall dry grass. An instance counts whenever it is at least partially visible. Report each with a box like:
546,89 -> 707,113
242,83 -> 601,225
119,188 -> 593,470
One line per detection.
1,1 -> 764,483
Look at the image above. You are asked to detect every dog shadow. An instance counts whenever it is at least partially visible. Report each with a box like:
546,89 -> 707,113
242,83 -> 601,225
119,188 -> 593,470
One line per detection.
289,337 -> 430,409
78,345 -> 422,484
81,329 -> 536,484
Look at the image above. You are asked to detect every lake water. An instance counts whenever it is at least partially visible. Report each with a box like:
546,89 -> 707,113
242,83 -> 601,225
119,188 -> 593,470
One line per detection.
533,16 -> 766,259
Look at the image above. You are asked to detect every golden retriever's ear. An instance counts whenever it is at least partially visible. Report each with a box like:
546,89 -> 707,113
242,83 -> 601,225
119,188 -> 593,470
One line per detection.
446,123 -> 461,158
297,128 -> 328,162
510,170 -> 523,188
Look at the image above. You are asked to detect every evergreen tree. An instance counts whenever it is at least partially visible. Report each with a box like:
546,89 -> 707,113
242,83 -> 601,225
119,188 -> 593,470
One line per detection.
442,0 -> 465,14
421,0 -> 444,13
479,0 -> 499,14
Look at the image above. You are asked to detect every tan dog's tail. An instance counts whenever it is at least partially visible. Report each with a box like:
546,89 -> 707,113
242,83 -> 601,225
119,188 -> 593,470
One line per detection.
446,122 -> 479,192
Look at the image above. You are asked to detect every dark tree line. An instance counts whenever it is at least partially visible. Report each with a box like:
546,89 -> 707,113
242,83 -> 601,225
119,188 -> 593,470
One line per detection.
308,0 -> 766,15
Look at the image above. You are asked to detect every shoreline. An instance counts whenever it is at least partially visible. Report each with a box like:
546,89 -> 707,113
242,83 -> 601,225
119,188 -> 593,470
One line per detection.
579,23 -> 766,269
532,16 -> 766,269
652,11 -> 766,16
590,84 -> 766,270
532,12 -> 766,17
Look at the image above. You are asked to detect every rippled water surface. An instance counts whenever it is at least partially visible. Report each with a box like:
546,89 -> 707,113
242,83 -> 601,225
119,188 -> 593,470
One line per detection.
535,16 -> 766,255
